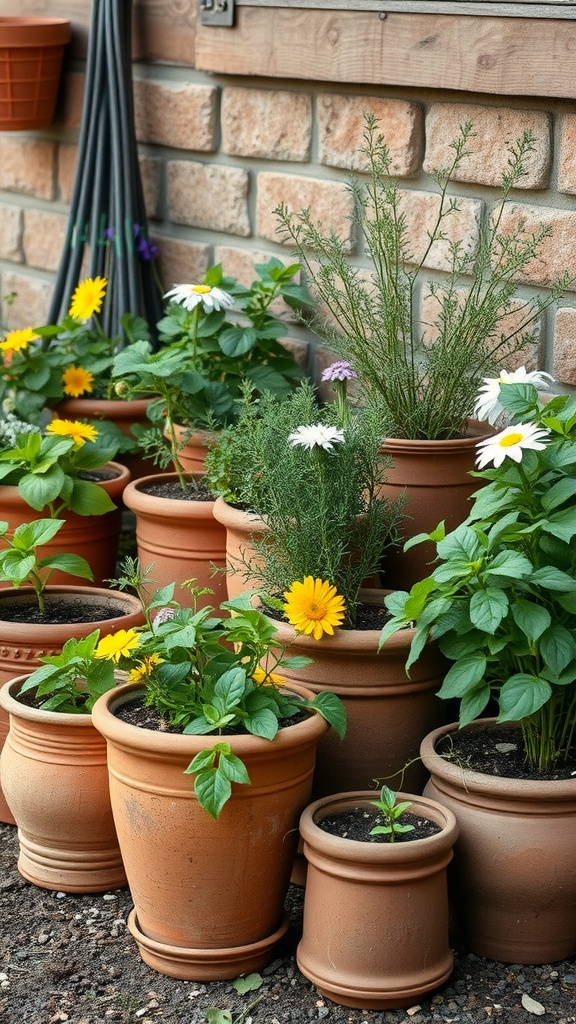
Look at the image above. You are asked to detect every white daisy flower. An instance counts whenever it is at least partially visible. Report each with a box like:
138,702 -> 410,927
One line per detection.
288,423 -> 346,452
474,367 -> 554,425
164,283 -> 237,314
476,422 -> 550,469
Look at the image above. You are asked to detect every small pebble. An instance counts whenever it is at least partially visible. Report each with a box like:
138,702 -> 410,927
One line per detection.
563,975 -> 576,984
55,892 -> 66,899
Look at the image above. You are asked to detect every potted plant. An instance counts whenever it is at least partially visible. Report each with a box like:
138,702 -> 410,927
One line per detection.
276,116 -> 570,587
34,559 -> 346,979
297,785 -> 458,1009
380,371 -> 576,963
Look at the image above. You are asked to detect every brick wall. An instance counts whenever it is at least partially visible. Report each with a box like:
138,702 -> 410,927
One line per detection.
1,48 -> 576,386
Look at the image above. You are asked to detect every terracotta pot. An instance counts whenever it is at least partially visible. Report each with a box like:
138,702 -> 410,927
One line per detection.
297,791 -> 458,1009
379,420 -> 492,590
123,472 -> 227,609
92,680 -> 329,980
56,397 -> 158,481
167,424 -> 216,474
0,460 -> 130,588
0,585 -> 144,824
0,18 -> 70,131
212,497 -> 267,600
0,674 -> 126,893
421,720 -> 576,964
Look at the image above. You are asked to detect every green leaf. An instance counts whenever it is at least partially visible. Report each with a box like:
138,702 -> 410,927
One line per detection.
436,524 -> 482,562
233,973 -> 263,994
214,666 -> 247,707
530,567 -> 576,591
541,477 -> 576,511
459,683 -> 491,727
218,326 -> 258,357
67,479 -> 117,516
218,752 -> 251,785
511,599 -> 551,644
19,466 -> 66,510
485,551 -> 533,578
194,766 -> 232,820
437,654 -> 487,699
38,553 -> 94,580
469,588 -> 508,634
244,706 -> 278,740
206,1010 -> 233,1024
539,625 -> 576,675
498,674 -> 552,722
13,517 -> 64,548
541,507 -> 576,543
310,691 -> 347,740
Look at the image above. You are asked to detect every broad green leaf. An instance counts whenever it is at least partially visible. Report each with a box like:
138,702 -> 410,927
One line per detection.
469,588 -> 508,634
244,706 -> 278,740
38,553 -> 94,580
194,767 -> 232,820
541,507 -> 576,543
19,466 -> 65,511
310,691 -> 347,739
511,600 -> 551,644
539,625 -> 576,675
531,567 -> 576,591
458,683 -> 491,727
218,752 -> 251,785
436,524 -> 482,562
233,973 -> 263,994
437,654 -> 487,699
218,326 -> 258,356
67,479 -> 116,516
13,517 -> 64,548
498,674 -> 552,722
206,1009 -> 233,1024
541,477 -> 576,511
485,551 -> 533,578
214,666 -> 247,707
0,551 -> 35,581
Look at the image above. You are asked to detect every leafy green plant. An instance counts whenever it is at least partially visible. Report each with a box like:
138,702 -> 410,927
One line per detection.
0,518 -> 93,611
369,785 -> 414,841
276,115 -> 570,441
379,373 -> 576,772
18,630 -> 114,712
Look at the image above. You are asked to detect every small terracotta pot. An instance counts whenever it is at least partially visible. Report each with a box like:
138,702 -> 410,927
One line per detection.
92,680 -> 329,980
0,585 -> 144,824
0,460 -> 130,588
212,497 -> 267,600
0,18 -> 70,131
297,791 -> 458,1009
167,424 -> 216,474
421,720 -> 576,964
123,472 -> 227,608
57,396 -> 157,481
0,675 -> 126,892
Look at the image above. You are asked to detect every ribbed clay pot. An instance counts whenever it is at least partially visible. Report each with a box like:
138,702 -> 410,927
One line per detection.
297,791 -> 458,1009
0,674 -> 126,893
421,720 -> 576,964
57,397 -> 157,481
0,460 -> 130,588
212,497 -> 267,600
92,680 -> 329,980
122,472 -> 227,608
0,586 -> 144,825
379,420 -> 492,590
0,18 -> 71,131
167,424 -> 216,474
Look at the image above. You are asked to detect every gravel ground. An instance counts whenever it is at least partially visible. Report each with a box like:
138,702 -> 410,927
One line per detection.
2,822 -> 576,1024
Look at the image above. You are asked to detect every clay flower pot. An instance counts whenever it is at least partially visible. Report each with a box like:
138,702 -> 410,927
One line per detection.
421,720 -> 576,964
167,424 -> 216,474
212,496 -> 267,600
0,585 -> 144,824
57,396 -> 157,481
0,17 -> 71,131
91,680 -> 330,980
297,790 -> 458,1009
0,460 -> 130,588
0,674 -> 126,893
123,472 -> 227,608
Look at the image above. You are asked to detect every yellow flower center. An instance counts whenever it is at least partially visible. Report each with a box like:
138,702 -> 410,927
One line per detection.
499,432 -> 523,448
191,285 -> 211,294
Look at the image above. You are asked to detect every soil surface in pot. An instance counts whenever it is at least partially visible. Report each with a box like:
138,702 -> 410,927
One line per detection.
113,694 -> 308,733
0,595 -> 133,625
437,724 -> 576,781
265,601 -> 389,631
78,468 -> 120,482
316,805 -> 441,843
138,479 -> 215,501
3,818 -> 576,1024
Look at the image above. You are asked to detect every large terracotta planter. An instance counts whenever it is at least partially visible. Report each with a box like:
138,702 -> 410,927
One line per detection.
379,421 -> 492,590
57,397 -> 157,481
297,791 -> 458,1009
212,497 -> 267,600
0,585 -> 144,824
421,720 -> 576,964
167,424 -> 215,474
0,18 -> 70,131
0,460 -> 130,588
92,680 -> 329,980
0,674 -> 126,893
123,472 -> 227,608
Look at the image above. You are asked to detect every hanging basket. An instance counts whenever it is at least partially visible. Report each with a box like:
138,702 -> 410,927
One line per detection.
0,18 -> 71,131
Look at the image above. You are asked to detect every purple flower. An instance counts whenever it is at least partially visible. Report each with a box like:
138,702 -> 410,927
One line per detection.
321,361 -> 358,383
136,233 -> 159,261
103,226 -> 115,241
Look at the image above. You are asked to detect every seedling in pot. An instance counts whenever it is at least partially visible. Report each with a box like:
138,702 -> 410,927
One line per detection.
0,518 -> 93,612
369,785 -> 415,842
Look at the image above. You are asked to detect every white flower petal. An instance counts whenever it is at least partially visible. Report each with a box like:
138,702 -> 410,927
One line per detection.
475,422 -> 550,469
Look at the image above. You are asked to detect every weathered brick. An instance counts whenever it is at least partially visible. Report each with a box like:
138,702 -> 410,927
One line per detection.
134,79 -> 217,151
222,87 -> 311,162
23,211 -> 68,272
60,71 -> 85,130
318,95 -> 423,177
0,139 -> 56,200
213,245 -> 301,320
257,173 -> 354,248
424,104 -> 550,189
0,205 -> 23,263
399,189 -> 482,273
558,114 -> 576,195
168,162 -> 250,237
58,143 -> 77,203
139,157 -> 161,221
1,272 -> 53,329
157,238 -> 210,291
553,308 -> 576,384
497,203 -> 576,289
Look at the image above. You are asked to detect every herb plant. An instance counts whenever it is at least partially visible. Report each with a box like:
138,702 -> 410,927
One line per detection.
369,785 -> 415,842
0,518 -> 93,611
18,630 -> 114,712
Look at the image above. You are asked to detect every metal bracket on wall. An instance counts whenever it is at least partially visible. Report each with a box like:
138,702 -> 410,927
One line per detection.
199,0 -> 235,27
198,0 -> 576,23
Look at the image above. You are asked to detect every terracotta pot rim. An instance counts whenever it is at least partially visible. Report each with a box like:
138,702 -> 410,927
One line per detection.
124,472 -> 216,512
0,586 -> 142,632
212,495 -> 267,530
300,789 -> 458,862
421,719 -> 576,798
57,396 -> 152,414
381,418 -> 494,452
0,459 -> 129,496
0,17 -> 71,43
0,674 -> 95,725
265,611 -> 416,651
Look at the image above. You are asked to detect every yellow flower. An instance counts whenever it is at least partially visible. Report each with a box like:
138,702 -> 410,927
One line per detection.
46,419 -> 99,447
95,629 -> 140,663
127,653 -> 164,683
0,328 -> 39,355
62,365 -> 95,397
252,666 -> 285,687
68,277 -> 107,321
283,577 -> 346,641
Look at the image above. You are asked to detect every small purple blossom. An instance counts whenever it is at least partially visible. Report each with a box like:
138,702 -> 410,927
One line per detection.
103,226 -> 115,241
137,236 -> 159,261
153,606 -> 176,629
321,361 -> 358,383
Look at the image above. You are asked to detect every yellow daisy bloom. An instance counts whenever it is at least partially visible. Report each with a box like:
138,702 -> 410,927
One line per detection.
62,365 -> 95,397
0,327 -> 39,355
252,666 -> 285,687
94,629 -> 140,663
68,277 -> 107,321
127,653 -> 164,683
46,419 -> 99,448
283,577 -> 346,641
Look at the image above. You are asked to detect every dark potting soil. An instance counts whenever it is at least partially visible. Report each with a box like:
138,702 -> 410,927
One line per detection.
317,804 -> 441,843
138,479 -> 215,501
437,724 -> 576,782
77,467 -> 119,483
0,596 -> 133,625
114,694 -> 308,734
265,600 -> 389,631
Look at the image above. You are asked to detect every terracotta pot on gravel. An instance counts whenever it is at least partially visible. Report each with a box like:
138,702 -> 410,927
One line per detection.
297,790 -> 458,1010
212,497 -> 267,600
0,460 -> 130,588
57,396 -> 157,481
421,720 -> 576,964
91,680 -> 329,980
0,674 -> 127,893
122,472 -> 227,608
0,586 -> 144,825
